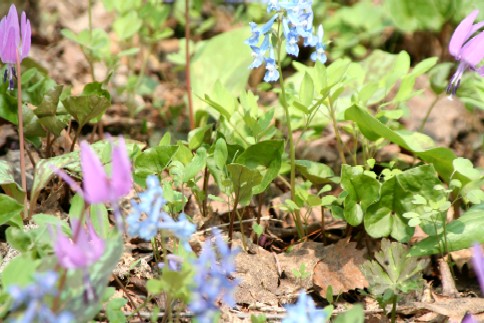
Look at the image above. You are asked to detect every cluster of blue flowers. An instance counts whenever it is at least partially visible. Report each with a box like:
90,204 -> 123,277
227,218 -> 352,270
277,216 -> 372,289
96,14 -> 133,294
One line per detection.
126,175 -> 196,248
246,0 -> 326,82
282,290 -> 328,323
189,229 -> 239,323
8,272 -> 73,323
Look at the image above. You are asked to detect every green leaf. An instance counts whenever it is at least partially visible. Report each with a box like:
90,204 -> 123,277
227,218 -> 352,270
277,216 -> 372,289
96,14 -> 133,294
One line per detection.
365,165 -> 444,242
0,160 -> 25,203
409,204 -> 484,256
32,213 -> 70,232
227,163 -> 263,206
235,140 -> 284,195
157,267 -> 192,300
61,28 -> 111,61
386,0 -> 446,32
134,145 -> 178,177
183,147 -> 207,182
340,165 -> 380,226
29,153 -> 78,213
295,160 -> 335,185
191,27 -> 252,112
1,254 -> 40,288
429,63 -> 453,94
334,304 -> 364,323
393,57 -> 438,102
465,190 -> 484,205
33,85 -> 68,136
113,12 -> 142,40
361,239 -> 428,296
251,314 -> 267,323
0,194 -> 23,227
345,105 -> 462,182
453,158 -> 481,180
146,279 -> 163,295
213,138 -> 228,170
62,82 -> 110,127
5,227 -> 30,253
106,298 -> 128,323
299,72 -> 314,107
252,222 -> 263,237
364,177 -> 412,241
188,124 -> 213,150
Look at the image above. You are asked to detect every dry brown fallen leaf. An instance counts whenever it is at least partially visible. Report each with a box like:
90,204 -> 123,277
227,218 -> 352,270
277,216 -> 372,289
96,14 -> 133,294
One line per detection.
312,239 -> 369,297
233,239 -> 369,309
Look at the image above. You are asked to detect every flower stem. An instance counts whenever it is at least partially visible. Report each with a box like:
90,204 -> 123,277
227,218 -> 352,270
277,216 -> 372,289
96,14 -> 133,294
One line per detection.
185,0 -> 194,130
419,94 -> 440,132
15,51 -> 28,221
275,20 -> 303,238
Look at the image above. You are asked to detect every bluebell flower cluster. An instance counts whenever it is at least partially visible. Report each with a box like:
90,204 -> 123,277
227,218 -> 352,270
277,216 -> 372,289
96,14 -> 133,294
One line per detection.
282,290 -> 327,323
126,175 -> 196,247
189,229 -> 239,323
246,0 -> 327,82
8,272 -> 73,323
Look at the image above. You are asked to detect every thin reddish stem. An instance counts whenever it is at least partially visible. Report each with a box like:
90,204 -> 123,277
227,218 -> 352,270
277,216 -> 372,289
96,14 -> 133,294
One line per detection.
15,50 -> 28,220
185,0 -> 194,130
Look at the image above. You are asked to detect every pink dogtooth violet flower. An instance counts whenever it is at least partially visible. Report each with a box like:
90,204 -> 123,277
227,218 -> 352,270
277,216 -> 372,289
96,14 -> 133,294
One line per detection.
53,137 -> 133,230
53,219 -> 105,303
79,138 -> 133,204
54,219 -> 105,270
54,137 -> 133,205
0,4 -> 31,90
447,10 -> 484,97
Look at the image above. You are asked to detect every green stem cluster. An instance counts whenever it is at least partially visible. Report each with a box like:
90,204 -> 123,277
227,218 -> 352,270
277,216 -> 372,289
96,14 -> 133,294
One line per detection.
274,20 -> 304,238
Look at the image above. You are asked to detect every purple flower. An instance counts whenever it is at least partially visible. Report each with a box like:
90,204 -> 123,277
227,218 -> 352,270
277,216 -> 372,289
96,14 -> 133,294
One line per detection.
189,229 -> 239,322
447,10 -> 484,96
0,4 -> 31,89
282,291 -> 327,323
158,254 -> 184,272
54,138 -> 133,205
463,313 -> 477,323
472,243 -> 484,294
53,138 -> 132,231
8,272 -> 73,323
54,219 -> 105,270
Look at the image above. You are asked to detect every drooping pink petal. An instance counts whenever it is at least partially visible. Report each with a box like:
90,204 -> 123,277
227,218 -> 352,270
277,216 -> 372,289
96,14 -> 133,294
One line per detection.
20,11 -> 30,59
86,222 -> 105,261
110,137 -> 132,200
0,17 -> 6,50
449,10 -> 479,58
6,5 -> 19,49
51,165 -> 84,197
80,141 -> 110,204
461,31 -> 484,67
54,227 -> 87,269
2,28 -> 17,64
470,21 -> 484,35
53,220 -> 105,270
